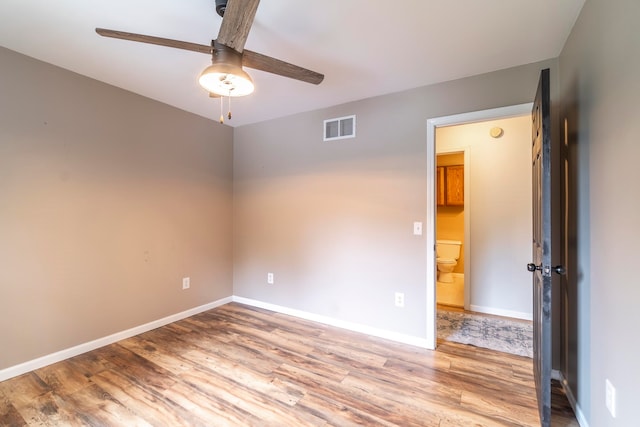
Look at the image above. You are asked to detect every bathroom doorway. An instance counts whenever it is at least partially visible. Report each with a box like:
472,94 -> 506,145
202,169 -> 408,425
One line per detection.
435,150 -> 467,309
425,103 -> 534,349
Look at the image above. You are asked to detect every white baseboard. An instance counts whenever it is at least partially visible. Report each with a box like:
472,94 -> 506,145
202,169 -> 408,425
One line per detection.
233,296 -> 429,349
553,370 -> 589,427
0,297 -> 232,382
469,304 -> 532,321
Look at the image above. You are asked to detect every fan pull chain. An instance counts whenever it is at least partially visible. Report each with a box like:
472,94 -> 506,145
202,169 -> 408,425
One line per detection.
227,90 -> 232,120
219,95 -> 224,124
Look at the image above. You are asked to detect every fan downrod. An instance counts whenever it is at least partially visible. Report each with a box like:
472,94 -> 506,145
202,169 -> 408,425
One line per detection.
215,0 -> 227,17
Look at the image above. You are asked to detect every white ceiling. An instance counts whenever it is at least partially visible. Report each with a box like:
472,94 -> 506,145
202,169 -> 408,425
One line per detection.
0,0 -> 584,127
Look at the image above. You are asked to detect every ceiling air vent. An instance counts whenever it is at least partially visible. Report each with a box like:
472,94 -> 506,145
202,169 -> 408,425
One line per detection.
324,115 -> 356,141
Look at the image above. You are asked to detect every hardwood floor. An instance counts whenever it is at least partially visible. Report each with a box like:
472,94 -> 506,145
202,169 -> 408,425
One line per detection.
0,303 -> 578,426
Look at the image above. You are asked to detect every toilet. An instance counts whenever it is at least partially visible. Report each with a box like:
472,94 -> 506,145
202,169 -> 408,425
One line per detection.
436,239 -> 462,283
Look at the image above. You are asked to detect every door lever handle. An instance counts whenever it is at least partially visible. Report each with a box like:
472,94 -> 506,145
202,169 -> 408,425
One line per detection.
527,263 -> 566,275
527,263 -> 540,272
553,265 -> 566,275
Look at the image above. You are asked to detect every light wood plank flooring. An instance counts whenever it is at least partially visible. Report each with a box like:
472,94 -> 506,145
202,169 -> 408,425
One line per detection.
0,303 -> 578,426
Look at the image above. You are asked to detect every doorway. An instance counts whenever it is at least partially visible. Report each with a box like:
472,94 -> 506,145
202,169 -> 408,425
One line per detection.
425,103 -> 533,349
435,149 -> 468,309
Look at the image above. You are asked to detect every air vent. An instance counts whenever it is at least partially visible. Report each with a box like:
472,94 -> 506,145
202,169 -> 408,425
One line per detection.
324,115 -> 356,141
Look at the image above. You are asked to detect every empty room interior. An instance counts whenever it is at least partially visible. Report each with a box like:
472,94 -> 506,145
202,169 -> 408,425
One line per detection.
1,0 -> 639,426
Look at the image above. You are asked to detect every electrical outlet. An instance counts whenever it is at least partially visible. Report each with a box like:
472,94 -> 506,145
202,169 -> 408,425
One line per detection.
395,292 -> 405,308
182,277 -> 190,290
606,379 -> 616,418
267,272 -> 274,284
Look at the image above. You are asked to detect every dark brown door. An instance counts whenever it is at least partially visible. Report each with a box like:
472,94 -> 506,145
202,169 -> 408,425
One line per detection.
528,68 -> 552,426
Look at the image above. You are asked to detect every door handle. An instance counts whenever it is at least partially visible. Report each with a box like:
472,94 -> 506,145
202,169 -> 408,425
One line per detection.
553,265 -> 566,275
527,263 -> 566,275
527,263 -> 541,272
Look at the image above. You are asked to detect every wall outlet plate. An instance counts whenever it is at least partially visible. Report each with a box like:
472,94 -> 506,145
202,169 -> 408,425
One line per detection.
394,292 -> 405,307
606,379 -> 616,418
267,273 -> 274,284
182,277 -> 190,290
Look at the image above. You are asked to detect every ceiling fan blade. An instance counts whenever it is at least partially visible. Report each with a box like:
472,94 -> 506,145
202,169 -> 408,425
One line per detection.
216,0 -> 260,53
242,49 -> 324,85
96,28 -> 212,55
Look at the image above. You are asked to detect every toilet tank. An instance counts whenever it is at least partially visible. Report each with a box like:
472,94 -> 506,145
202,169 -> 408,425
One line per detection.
436,240 -> 462,259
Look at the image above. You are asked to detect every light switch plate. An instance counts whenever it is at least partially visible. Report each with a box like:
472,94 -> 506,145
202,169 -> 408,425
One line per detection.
413,222 -> 423,236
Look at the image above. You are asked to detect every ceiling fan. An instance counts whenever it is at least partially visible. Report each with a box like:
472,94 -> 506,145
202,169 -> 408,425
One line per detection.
96,0 -> 324,119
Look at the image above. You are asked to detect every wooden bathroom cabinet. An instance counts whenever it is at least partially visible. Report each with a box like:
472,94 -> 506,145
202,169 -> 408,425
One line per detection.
436,165 -> 464,206
437,166 -> 446,206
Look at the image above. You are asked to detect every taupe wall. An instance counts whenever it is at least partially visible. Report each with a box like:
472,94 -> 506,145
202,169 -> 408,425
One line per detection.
0,47 -> 234,370
559,0 -> 640,424
233,58 -> 556,339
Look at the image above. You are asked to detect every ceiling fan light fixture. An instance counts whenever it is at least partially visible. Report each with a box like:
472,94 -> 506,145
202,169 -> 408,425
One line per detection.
198,41 -> 254,97
199,64 -> 254,97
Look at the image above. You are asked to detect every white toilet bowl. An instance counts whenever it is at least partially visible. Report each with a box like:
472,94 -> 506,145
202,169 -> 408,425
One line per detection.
436,258 -> 457,283
436,239 -> 462,283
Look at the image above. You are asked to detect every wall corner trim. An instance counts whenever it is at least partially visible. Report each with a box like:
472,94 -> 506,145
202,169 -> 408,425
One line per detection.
233,296 -> 429,348
0,297 -> 233,382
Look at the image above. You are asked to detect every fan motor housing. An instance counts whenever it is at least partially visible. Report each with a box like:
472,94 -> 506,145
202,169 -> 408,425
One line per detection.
215,0 -> 227,17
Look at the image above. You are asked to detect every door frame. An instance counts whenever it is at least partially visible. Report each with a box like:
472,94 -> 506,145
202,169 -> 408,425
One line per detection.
425,103 -> 533,349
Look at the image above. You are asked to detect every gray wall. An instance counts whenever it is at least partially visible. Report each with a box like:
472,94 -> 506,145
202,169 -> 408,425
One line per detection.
0,47 -> 234,370
559,0 -> 640,424
233,59 -> 556,339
